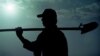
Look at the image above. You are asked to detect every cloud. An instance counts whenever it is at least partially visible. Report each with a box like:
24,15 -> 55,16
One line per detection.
56,2 -> 100,20
76,3 -> 100,17
35,0 -> 62,2
19,0 -> 62,3
56,9 -> 75,19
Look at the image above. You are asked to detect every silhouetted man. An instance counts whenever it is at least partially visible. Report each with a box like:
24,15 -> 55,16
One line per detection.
16,9 -> 68,56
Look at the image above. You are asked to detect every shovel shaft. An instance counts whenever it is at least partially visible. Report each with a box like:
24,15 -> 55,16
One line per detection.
0,27 -> 81,32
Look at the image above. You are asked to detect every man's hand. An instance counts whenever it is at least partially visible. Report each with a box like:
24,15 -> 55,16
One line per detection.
16,27 -> 23,38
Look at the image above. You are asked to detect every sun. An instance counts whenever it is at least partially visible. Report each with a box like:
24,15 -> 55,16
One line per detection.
3,3 -> 16,14
6,3 -> 15,12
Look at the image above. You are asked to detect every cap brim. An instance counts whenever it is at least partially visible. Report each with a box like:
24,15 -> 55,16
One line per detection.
37,14 -> 43,18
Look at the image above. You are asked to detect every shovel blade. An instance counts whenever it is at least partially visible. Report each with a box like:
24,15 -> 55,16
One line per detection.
81,22 -> 98,34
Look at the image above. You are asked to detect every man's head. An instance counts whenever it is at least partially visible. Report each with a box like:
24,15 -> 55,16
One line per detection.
37,9 -> 57,28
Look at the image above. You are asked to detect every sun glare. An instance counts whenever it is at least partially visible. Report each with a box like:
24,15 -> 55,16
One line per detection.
3,3 -> 16,14
7,4 -> 15,12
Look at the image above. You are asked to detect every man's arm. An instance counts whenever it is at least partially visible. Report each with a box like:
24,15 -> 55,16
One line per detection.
16,27 -> 34,51
16,27 -> 42,56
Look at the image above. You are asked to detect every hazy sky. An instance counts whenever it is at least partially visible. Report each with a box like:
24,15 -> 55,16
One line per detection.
0,0 -> 99,56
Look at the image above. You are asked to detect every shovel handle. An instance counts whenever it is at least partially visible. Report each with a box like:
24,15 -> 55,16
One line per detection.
0,27 -> 81,32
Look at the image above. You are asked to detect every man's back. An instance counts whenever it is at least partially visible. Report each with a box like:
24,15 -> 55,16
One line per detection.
36,27 -> 68,56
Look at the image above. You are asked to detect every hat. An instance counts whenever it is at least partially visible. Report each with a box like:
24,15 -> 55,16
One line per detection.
37,9 -> 57,18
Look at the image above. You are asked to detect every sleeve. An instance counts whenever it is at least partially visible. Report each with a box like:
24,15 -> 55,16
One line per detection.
23,40 -> 41,56
23,33 -> 42,56
23,39 -> 34,51
23,36 -> 42,52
